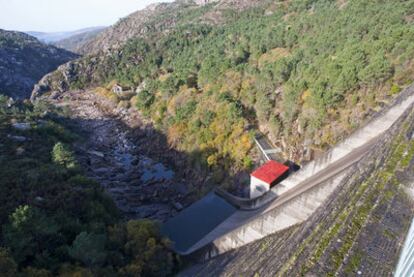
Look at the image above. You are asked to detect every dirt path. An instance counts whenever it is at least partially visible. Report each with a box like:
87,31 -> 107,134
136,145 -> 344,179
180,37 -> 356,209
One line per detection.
50,90 -> 190,221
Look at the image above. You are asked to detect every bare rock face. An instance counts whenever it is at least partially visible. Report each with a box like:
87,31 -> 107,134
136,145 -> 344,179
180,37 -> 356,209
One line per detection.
217,0 -> 263,10
0,29 -> 78,99
31,56 -> 104,100
31,62 -> 75,100
194,0 -> 220,5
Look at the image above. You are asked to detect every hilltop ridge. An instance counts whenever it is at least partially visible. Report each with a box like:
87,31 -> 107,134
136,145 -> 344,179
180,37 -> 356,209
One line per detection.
76,0 -> 263,54
27,27 -> 106,44
76,1 -> 191,54
53,27 -> 106,53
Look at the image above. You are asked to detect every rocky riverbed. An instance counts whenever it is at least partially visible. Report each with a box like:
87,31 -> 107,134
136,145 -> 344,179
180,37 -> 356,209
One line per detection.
48,90 -> 193,221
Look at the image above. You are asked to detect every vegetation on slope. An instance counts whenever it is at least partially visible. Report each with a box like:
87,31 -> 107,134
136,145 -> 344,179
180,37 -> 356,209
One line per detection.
36,0 -> 414,187
180,97 -> 414,277
0,96 -> 176,276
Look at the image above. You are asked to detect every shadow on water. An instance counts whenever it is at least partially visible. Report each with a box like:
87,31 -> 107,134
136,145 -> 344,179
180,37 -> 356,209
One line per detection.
55,114 -> 203,221
54,103 -> 246,222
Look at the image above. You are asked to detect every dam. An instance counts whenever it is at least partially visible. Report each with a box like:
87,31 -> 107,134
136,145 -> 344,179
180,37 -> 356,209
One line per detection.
162,84 -> 414,259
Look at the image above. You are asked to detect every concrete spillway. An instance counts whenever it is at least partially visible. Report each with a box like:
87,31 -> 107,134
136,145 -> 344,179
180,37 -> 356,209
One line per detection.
162,84 -> 414,258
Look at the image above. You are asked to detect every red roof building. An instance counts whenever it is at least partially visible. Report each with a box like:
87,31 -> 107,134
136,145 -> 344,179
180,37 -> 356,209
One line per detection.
251,160 -> 289,185
249,161 -> 289,198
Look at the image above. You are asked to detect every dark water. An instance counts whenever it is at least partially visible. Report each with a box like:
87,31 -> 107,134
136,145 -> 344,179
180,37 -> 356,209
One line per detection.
161,192 -> 237,253
115,152 -> 134,167
115,151 -> 174,183
141,162 -> 174,182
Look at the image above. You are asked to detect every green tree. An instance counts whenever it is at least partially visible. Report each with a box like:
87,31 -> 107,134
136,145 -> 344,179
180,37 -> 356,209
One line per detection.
3,205 -> 59,264
22,267 -> 53,277
68,232 -> 107,267
52,142 -> 78,170
358,52 -> 393,85
124,220 -> 173,277
136,90 -> 155,111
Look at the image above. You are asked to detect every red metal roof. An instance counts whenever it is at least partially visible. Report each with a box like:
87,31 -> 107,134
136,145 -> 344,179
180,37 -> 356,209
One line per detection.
251,160 -> 289,184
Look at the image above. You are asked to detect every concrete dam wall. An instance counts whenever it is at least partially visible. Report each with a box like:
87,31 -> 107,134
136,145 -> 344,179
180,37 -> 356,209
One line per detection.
218,86 -> 414,211
195,85 -> 414,258
163,84 -> 414,258
209,172 -> 349,257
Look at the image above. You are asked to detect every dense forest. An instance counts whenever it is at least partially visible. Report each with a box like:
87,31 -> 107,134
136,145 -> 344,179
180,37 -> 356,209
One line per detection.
40,0 -> 414,187
0,96 -> 176,275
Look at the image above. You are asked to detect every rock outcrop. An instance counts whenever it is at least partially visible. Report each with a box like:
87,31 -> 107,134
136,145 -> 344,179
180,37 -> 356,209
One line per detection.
194,0 -> 220,5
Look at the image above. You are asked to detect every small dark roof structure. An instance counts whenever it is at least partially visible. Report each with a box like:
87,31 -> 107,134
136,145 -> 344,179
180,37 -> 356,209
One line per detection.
251,160 -> 289,185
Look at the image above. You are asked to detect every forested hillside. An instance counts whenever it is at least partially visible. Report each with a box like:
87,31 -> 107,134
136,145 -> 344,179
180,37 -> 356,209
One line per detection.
33,0 -> 414,187
0,96 -> 176,275
74,0 -> 260,55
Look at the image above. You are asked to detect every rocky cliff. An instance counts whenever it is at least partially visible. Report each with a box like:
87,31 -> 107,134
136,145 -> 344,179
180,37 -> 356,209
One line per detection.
194,0 -> 219,5
0,29 -> 78,99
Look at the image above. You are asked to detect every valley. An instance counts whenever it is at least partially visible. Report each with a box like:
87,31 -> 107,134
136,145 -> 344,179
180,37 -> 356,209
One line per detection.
1,0 -> 414,275
46,89 -> 196,221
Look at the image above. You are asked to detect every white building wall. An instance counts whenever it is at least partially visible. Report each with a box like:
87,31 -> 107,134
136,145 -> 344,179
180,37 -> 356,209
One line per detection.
250,176 -> 270,199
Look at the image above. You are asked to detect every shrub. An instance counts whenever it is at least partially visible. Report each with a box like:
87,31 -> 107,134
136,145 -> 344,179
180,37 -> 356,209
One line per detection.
68,232 -> 107,267
390,84 -> 401,95
136,90 -> 155,111
52,142 -> 78,170
0,248 -> 17,277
